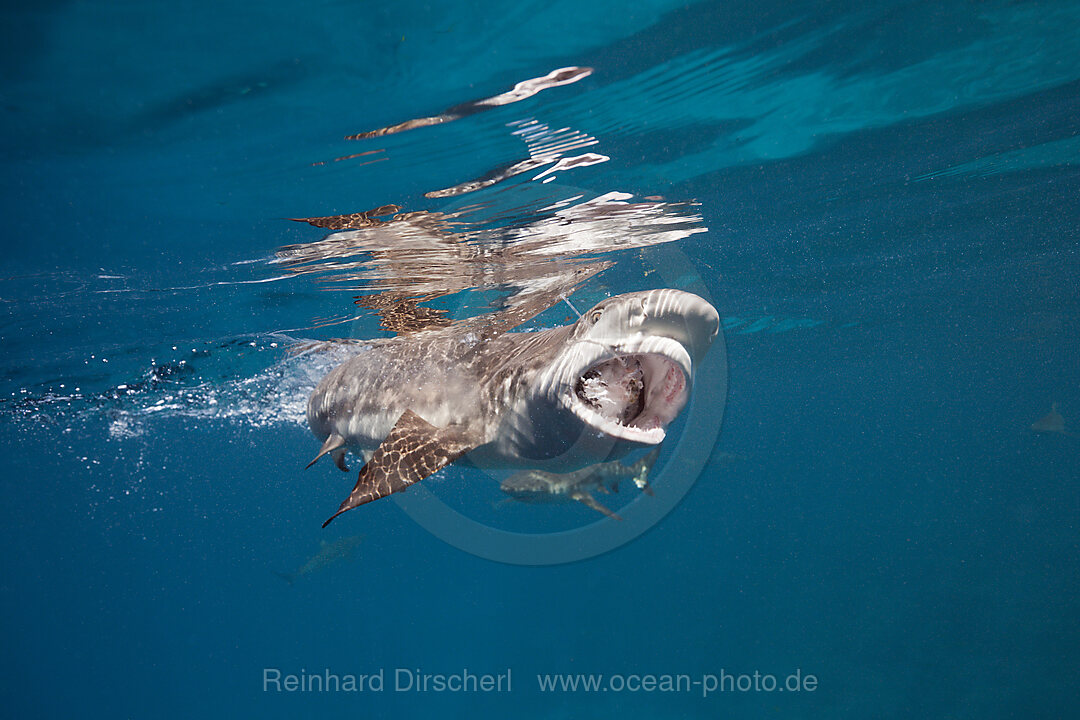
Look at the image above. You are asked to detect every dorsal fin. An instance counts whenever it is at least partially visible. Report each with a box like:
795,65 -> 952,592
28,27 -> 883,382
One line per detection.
322,410 -> 479,527
354,292 -> 452,334
288,204 -> 400,230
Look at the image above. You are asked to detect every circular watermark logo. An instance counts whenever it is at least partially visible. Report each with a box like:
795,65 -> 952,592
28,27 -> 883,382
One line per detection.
351,243 -> 727,565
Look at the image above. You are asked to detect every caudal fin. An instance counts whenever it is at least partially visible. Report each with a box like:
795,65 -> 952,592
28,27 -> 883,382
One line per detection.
630,448 -> 660,495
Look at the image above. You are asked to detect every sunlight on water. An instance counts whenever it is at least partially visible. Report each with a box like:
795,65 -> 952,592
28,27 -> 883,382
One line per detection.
573,2 -> 1080,184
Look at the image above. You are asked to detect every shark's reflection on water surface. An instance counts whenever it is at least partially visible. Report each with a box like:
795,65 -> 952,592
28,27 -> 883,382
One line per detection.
279,74 -> 722,526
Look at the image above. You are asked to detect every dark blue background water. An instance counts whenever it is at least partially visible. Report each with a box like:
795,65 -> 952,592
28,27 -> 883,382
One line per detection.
2,1 -> 1078,717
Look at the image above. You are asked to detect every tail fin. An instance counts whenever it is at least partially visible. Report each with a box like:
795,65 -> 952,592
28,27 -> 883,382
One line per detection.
632,448 -> 661,474
272,570 -> 295,586
630,448 -> 660,495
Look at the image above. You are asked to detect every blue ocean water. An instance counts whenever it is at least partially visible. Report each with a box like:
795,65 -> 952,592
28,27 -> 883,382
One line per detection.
2,0 -> 1078,717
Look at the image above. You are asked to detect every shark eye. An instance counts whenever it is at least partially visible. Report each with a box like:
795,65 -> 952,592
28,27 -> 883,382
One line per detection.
589,309 -> 603,324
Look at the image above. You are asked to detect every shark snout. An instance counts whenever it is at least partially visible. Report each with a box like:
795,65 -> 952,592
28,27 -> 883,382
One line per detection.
576,289 -> 719,365
637,289 -> 719,361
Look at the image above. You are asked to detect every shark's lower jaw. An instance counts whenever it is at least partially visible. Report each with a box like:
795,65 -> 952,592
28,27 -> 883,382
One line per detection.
567,338 -> 691,445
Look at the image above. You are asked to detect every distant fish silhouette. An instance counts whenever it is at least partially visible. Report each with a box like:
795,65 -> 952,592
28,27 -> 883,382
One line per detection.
1031,403 -> 1078,438
274,535 -> 364,584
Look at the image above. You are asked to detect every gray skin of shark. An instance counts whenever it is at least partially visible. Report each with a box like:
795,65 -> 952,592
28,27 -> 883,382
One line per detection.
306,289 -> 719,526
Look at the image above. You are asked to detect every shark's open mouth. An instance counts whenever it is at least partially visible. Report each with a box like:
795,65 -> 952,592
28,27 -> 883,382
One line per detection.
572,351 -> 689,443
577,357 -> 647,426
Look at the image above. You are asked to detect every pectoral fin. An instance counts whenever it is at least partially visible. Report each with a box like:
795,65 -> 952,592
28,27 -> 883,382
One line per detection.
322,410 -> 477,527
570,490 -> 621,521
306,433 -> 346,469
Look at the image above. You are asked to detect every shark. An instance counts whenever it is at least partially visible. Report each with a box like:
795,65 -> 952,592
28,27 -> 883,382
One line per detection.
274,534 -> 364,585
306,288 -> 719,526
499,448 -> 660,520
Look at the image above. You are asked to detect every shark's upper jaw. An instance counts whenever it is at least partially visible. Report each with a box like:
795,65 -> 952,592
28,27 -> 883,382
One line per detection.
551,289 -> 716,446
563,335 -> 692,445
